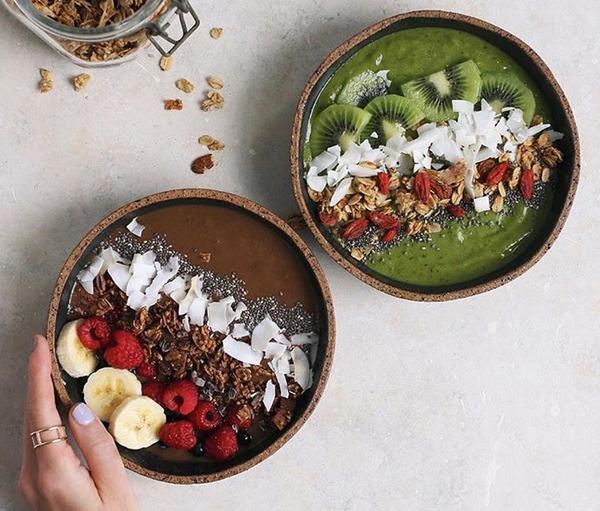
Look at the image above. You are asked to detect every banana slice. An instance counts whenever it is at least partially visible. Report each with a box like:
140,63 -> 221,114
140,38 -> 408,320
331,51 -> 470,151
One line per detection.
56,319 -> 98,378
83,367 -> 142,421
109,396 -> 166,450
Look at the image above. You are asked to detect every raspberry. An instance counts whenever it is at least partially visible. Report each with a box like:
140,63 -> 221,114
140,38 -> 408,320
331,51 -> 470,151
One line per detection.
77,316 -> 111,350
204,425 -> 238,462
136,362 -> 157,380
187,400 -> 222,432
142,381 -> 165,405
162,380 -> 198,416
159,421 -> 197,450
225,404 -> 254,430
104,330 -> 144,369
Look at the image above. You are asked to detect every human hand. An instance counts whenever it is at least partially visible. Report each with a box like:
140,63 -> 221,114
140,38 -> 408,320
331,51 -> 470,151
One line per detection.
19,335 -> 139,511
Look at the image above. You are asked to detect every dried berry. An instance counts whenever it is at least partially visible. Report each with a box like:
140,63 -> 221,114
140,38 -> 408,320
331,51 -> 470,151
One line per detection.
376,172 -> 390,195
319,211 -> 337,226
382,228 -> 398,243
486,162 -> 510,186
340,218 -> 369,240
367,211 -> 399,230
414,171 -> 431,203
477,158 -> 497,179
447,205 -> 466,218
520,168 -> 534,200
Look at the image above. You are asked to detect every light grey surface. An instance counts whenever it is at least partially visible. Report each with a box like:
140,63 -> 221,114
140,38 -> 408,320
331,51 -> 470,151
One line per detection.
0,0 -> 598,509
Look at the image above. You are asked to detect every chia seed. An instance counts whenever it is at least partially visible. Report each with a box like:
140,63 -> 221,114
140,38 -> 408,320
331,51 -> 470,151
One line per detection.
94,231 -> 318,336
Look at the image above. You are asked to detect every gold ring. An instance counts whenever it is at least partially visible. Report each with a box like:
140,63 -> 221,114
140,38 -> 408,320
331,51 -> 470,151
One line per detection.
30,425 -> 67,449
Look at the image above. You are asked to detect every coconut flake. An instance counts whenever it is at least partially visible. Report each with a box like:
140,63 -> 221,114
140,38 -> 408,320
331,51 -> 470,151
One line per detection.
182,315 -> 191,332
188,295 -> 209,325
291,347 -> 311,390
107,262 -> 131,292
99,247 -> 123,273
275,372 -> 289,399
277,353 -> 291,375
126,217 -> 146,237
329,177 -> 353,207
306,166 -> 327,192
274,333 -> 291,346
145,256 -> 179,297
265,342 -> 286,360
251,315 -> 281,352
222,336 -> 263,365
290,332 -> 318,345
207,296 -> 237,334
263,380 -> 276,412
232,323 -> 250,339
474,195 -> 491,213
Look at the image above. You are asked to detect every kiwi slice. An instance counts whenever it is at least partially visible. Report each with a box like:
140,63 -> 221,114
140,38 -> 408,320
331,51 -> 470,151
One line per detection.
480,71 -> 536,125
336,70 -> 390,107
401,60 -> 482,122
363,95 -> 424,142
309,104 -> 372,156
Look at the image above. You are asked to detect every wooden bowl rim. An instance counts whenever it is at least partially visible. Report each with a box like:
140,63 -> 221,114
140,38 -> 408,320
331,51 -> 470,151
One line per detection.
46,188 -> 336,484
290,9 -> 580,301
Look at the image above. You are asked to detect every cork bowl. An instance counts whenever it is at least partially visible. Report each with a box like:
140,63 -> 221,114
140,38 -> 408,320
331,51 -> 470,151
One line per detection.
291,10 -> 580,301
46,189 -> 335,484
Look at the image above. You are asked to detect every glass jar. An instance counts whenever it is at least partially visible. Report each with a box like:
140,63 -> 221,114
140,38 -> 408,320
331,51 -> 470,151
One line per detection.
1,0 -> 200,67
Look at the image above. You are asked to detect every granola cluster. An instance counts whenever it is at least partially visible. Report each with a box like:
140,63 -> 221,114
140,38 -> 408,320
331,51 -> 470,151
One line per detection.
308,132 -> 564,254
71,272 -> 298,430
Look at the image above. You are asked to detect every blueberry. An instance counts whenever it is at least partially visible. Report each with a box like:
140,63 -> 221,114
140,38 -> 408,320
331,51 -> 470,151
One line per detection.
237,430 -> 252,446
191,442 -> 204,457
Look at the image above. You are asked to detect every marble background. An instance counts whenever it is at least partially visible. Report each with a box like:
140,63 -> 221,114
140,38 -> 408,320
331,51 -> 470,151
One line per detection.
0,0 -> 598,509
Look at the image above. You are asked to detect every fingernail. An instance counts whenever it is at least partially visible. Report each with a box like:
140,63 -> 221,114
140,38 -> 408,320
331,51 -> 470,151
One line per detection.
72,403 -> 96,426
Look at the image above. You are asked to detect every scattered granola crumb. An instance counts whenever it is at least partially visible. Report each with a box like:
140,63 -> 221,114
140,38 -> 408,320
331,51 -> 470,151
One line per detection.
209,27 -> 223,39
164,99 -> 183,110
200,90 -> 224,111
175,78 -> 194,93
39,68 -> 53,93
286,214 -> 306,233
73,73 -> 91,91
198,252 -> 212,263
207,75 -> 224,90
198,135 -> 225,151
191,154 -> 215,174
159,55 -> 173,71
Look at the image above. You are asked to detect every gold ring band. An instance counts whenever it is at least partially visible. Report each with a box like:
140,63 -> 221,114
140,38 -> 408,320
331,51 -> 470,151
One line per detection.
30,425 -> 67,449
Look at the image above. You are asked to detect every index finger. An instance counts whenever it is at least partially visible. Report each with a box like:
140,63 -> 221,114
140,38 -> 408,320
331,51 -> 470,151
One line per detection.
24,336 -> 70,465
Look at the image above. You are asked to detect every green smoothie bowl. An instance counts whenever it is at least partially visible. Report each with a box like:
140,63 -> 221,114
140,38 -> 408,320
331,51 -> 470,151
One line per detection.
291,10 -> 579,301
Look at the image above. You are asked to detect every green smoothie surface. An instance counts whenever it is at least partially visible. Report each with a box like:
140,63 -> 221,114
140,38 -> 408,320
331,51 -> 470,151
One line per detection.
306,27 -> 556,288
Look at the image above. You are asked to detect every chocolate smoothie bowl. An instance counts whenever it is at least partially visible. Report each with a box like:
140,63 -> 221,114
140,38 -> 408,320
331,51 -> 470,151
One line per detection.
47,189 -> 335,484
291,10 -> 579,301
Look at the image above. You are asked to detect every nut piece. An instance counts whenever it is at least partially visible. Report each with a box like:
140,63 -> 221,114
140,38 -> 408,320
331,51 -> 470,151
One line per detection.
164,99 -> 183,111
198,252 -> 212,263
175,78 -> 194,93
191,154 -> 214,174
73,73 -> 91,91
200,90 -> 224,111
159,55 -> 173,71
198,135 -> 225,151
207,75 -> 224,90
209,27 -> 223,39
39,68 -> 53,93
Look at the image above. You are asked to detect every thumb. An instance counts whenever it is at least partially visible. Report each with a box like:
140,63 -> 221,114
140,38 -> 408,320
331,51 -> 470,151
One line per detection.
68,403 -> 131,498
